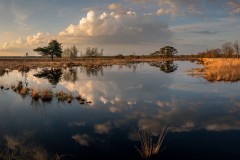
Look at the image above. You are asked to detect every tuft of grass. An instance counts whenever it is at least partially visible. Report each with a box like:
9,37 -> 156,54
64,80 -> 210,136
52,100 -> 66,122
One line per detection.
19,87 -> 29,96
32,88 -> 39,100
56,91 -> 73,103
197,58 -> 240,82
76,95 -> 86,104
41,89 -> 53,102
66,92 -> 73,103
56,91 -> 66,101
0,149 -> 19,160
136,125 -> 168,159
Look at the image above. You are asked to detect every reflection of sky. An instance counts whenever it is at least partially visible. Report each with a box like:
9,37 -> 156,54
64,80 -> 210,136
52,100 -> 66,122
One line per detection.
1,62 -> 240,159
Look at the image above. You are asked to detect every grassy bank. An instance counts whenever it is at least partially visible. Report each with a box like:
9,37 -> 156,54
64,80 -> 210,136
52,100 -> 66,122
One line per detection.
193,58 -> 240,82
0,56 -> 198,70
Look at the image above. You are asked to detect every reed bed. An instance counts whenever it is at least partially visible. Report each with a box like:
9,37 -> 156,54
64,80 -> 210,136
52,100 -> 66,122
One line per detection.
0,82 -> 91,104
56,91 -> 73,103
32,88 -> 39,100
19,87 -> 29,97
0,57 -> 192,71
40,90 -> 53,102
136,125 -> 168,159
200,58 -> 240,82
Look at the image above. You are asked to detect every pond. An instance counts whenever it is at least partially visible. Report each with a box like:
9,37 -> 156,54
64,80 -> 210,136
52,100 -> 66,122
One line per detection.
0,61 -> 240,160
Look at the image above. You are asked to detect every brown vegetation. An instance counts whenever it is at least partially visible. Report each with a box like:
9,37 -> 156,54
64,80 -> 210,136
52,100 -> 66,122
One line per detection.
56,91 -> 73,103
0,82 -> 92,104
135,125 -> 168,159
190,58 -> 240,82
32,88 -> 39,100
0,56 -> 196,71
40,90 -> 53,102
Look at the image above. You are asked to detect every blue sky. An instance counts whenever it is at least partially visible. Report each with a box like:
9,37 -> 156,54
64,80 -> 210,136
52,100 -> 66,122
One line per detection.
0,0 -> 240,56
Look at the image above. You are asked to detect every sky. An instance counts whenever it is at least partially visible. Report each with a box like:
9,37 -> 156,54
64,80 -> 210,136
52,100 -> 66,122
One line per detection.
0,0 -> 240,56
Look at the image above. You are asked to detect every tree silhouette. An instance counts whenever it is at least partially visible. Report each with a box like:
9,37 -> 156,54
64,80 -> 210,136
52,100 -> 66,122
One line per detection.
149,61 -> 178,73
222,42 -> 234,59
160,46 -> 178,58
33,40 -> 62,61
151,46 -> 178,58
34,68 -> 63,86
234,40 -> 239,59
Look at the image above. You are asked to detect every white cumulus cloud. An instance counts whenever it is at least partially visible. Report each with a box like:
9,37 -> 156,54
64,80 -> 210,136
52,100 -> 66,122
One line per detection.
2,32 -> 51,49
228,0 -> 240,14
156,0 -> 201,16
59,10 -> 171,44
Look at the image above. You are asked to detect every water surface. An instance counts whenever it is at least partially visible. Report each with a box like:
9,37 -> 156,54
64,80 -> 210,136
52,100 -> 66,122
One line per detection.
0,61 -> 240,160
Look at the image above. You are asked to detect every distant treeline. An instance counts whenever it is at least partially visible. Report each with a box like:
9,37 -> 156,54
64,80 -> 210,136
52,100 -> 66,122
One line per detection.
185,40 -> 240,58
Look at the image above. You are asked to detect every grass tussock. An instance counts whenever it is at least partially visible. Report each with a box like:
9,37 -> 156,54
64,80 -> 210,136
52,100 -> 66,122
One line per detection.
32,88 -> 39,100
1,83 -> 91,105
19,87 -> 29,96
200,58 -> 240,82
56,91 -> 73,103
136,125 -> 168,159
41,90 -> 53,102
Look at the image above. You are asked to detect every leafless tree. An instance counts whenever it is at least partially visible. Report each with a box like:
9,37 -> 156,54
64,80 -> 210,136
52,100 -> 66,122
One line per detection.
222,42 -> 234,59
234,40 -> 239,59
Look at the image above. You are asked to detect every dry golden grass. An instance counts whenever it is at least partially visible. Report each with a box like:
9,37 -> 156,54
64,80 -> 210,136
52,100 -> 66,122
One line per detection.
41,89 -> 53,102
19,87 -> 29,96
56,91 -> 73,103
32,88 -> 39,100
200,58 -> 240,82
136,125 -> 168,159
0,57 -> 192,70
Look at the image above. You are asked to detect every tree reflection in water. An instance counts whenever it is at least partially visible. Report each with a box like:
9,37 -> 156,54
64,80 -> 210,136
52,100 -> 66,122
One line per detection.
149,61 -> 178,73
0,68 -> 8,77
63,67 -> 78,83
34,68 -> 63,86
79,65 -> 108,77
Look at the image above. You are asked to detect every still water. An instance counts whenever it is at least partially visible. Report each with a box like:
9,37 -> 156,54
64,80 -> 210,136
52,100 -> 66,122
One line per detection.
0,61 -> 240,160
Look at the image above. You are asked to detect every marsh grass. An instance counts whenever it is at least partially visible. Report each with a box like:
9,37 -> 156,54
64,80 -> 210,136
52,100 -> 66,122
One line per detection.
0,149 -> 20,160
0,148 -> 69,160
41,90 -> 53,102
17,65 -> 30,73
193,58 -> 240,82
136,125 -> 168,159
56,91 -> 73,103
2,82 -> 90,105
19,87 -> 29,97
32,89 -> 39,100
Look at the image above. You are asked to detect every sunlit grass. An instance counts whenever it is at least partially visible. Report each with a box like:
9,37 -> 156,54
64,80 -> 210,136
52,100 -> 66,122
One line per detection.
200,58 -> 240,82
32,88 -> 39,100
19,87 -> 29,96
56,91 -> 73,103
136,125 -> 168,159
41,89 -> 53,102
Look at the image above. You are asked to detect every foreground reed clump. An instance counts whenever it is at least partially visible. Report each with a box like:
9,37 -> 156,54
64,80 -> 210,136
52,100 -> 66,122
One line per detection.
136,125 -> 168,159
199,58 -> 240,82
41,89 -> 53,102
56,91 -> 73,103
32,88 -> 39,100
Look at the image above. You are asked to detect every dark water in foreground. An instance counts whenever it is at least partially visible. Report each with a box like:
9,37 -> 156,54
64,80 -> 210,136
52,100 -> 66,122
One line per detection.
0,61 -> 240,160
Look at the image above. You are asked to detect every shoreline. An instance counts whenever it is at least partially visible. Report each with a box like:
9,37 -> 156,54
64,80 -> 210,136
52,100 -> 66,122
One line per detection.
0,56 -> 199,70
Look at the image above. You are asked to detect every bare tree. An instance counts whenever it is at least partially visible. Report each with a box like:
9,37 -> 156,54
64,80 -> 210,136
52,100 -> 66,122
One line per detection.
63,45 -> 78,59
85,47 -> 104,57
234,40 -> 239,59
70,45 -> 78,59
222,42 -> 234,59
